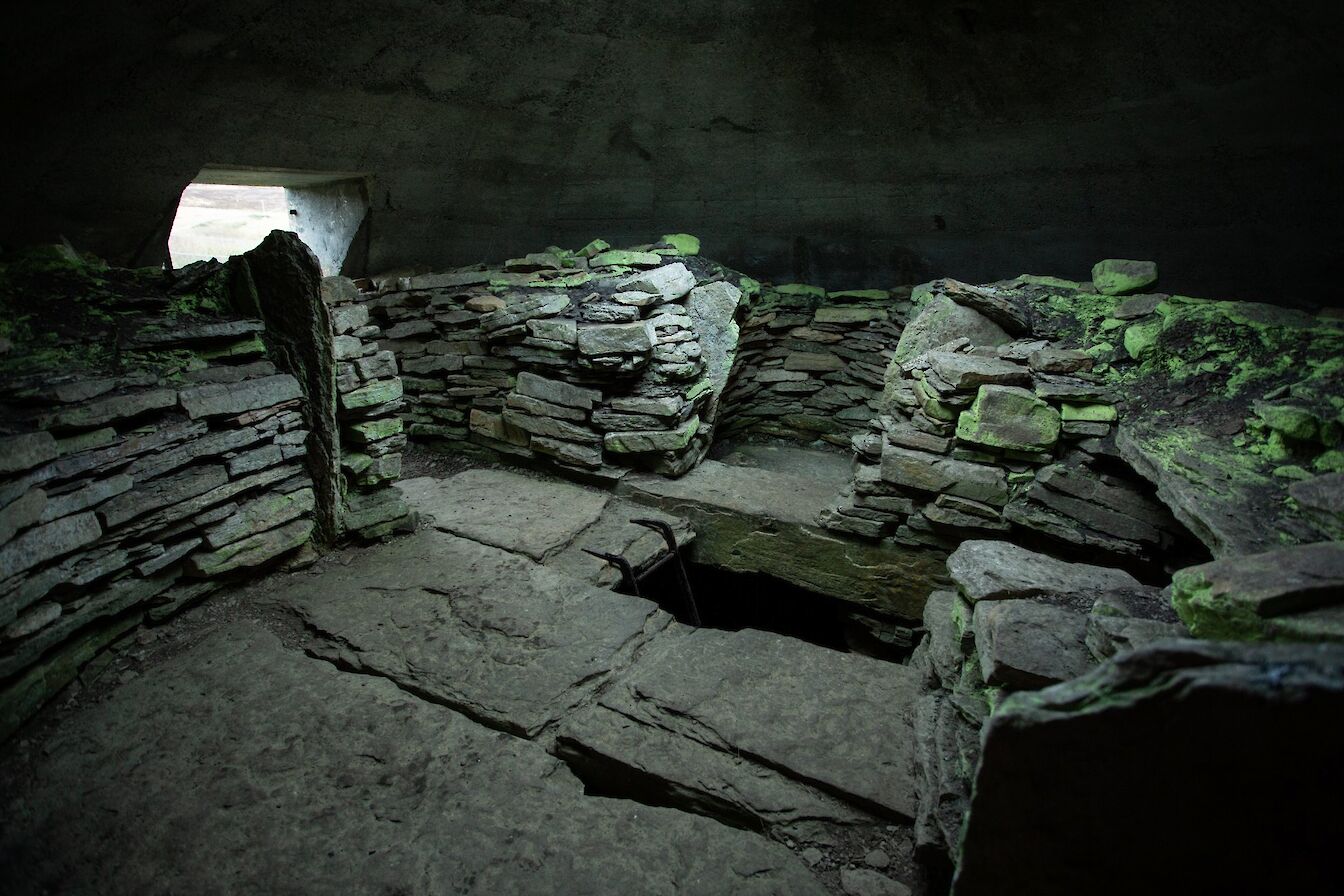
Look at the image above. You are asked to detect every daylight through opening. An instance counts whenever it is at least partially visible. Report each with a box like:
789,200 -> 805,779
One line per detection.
167,167 -> 371,276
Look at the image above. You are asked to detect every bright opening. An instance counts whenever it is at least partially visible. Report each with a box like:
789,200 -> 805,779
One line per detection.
168,183 -> 291,267
167,167 -> 371,277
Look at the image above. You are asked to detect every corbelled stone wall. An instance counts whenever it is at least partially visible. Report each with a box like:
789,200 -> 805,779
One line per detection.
0,238 -> 411,739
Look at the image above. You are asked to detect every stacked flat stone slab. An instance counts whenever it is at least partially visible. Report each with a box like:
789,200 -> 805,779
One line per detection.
820,278 -> 1182,561
718,285 -> 911,446
364,237 -> 742,479
907,540 -> 1183,862
1,256 -> 323,739
323,277 -> 412,539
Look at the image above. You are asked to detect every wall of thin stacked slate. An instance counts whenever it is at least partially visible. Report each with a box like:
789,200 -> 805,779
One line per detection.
717,285 -> 913,446
0,237 -> 411,739
357,236 -> 743,481
356,236 -> 917,475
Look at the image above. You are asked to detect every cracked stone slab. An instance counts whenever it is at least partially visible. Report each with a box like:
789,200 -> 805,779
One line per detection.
273,528 -> 668,736
1,621 -> 823,896
555,687 -> 878,844
561,625 -> 921,823
398,469 -> 611,561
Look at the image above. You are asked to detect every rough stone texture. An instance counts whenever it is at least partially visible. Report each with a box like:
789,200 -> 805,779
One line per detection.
8,5 -> 1340,307
1171,542 -> 1344,642
1,622 -> 823,895
178,374 -> 303,419
1090,258 -> 1158,295
275,529 -> 666,736
947,540 -> 1144,604
397,470 -> 609,562
954,640 -> 1344,896
560,625 -> 922,820
954,384 -> 1060,453
686,280 -> 742,415
892,295 -> 1010,366
974,599 -> 1092,689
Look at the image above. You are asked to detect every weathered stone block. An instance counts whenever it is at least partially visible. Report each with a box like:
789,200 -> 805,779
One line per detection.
515,371 -> 600,409
955,385 -> 1061,453
179,375 -> 302,419
0,512 -> 102,581
603,417 -> 701,453
879,445 -> 1008,506
576,321 -> 655,356
1091,258 -> 1158,296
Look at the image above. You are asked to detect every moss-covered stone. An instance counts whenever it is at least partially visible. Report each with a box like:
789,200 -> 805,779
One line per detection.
658,233 -> 701,256
1253,401 -> 1318,442
955,385 -> 1061,453
774,283 -> 827,299
1060,402 -> 1118,422
1123,319 -> 1162,359
1091,259 -> 1158,296
1171,543 -> 1344,642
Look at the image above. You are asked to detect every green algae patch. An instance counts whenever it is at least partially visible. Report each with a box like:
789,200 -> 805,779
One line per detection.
1123,319 -> 1163,360
1091,259 -> 1158,296
955,385 -> 1061,453
1171,568 -> 1263,641
774,283 -> 828,299
658,233 -> 701,256
1252,402 -> 1319,441
577,238 -> 610,258
1060,402 -> 1118,423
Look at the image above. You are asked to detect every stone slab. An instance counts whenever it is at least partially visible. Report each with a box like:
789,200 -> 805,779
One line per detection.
397,470 -> 610,561
0,621 -> 821,895
275,529 -> 668,736
575,625 -> 922,820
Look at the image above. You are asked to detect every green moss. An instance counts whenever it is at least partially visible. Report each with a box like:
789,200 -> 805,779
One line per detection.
658,233 -> 700,256
1060,402 -> 1118,422
1017,274 -> 1083,290
1253,402 -> 1318,441
1314,450 -> 1344,473
578,238 -> 610,258
774,283 -> 827,299
1123,319 -> 1163,360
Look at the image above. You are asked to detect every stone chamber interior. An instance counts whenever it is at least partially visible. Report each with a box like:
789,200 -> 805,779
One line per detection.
2,4 -> 1344,895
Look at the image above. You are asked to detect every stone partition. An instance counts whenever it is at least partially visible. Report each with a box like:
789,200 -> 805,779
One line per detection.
358,236 -> 745,480
0,237 -> 411,739
717,285 -> 912,446
360,236 -> 917,478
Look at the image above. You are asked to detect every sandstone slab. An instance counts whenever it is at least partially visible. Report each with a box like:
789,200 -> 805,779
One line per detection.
277,529 -> 667,736
1,621 -> 822,895
397,470 -> 610,561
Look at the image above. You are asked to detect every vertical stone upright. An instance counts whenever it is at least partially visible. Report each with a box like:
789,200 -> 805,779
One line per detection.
238,231 -> 340,543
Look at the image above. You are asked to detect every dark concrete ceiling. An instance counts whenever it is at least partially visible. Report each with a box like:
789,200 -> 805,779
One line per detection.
4,1 -> 1343,302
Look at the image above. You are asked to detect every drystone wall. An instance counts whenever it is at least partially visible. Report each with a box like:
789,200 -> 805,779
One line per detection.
820,278 -> 1187,564
361,236 -> 917,477
716,285 -> 912,446
0,237 -> 412,740
908,539 -> 1185,861
325,277 -> 413,539
359,236 -> 747,480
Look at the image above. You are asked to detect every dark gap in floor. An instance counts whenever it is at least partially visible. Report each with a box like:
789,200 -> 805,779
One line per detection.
623,560 -> 914,663
552,737 -> 770,837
